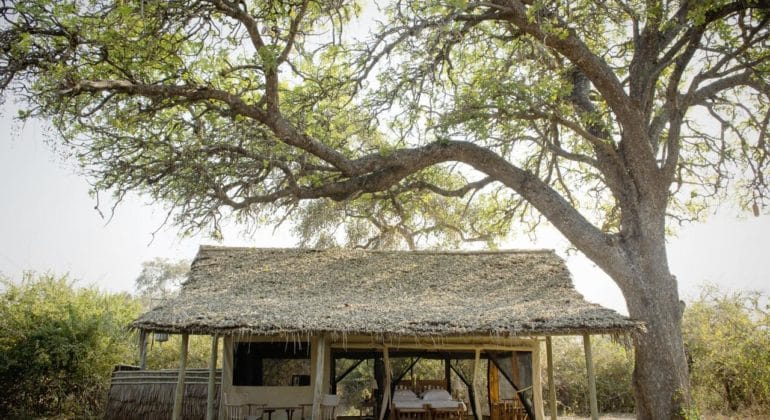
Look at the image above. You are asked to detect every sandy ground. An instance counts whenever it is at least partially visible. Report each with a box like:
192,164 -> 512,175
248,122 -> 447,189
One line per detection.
557,415 -> 635,420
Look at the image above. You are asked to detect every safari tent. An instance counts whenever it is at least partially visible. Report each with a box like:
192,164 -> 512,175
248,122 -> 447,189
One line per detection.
109,246 -> 642,420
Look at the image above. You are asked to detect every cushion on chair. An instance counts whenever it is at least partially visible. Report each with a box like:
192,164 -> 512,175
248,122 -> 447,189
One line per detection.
426,400 -> 464,409
393,399 -> 425,409
322,394 -> 340,406
393,389 -> 419,401
421,389 -> 452,401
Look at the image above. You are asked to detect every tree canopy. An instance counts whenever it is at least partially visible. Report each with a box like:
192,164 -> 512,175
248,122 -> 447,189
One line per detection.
2,1 -> 766,247
2,1 -> 769,417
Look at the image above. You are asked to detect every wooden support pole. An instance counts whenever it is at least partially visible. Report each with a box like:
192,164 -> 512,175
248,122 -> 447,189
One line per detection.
532,340 -> 545,420
583,334 -> 599,420
510,352 -> 521,386
138,330 -> 147,370
312,334 -> 328,420
378,347 -> 391,420
546,337 -> 557,420
330,354 -> 337,394
206,334 -> 218,420
444,358 -> 452,395
171,333 -> 189,420
471,348 -> 482,420
488,361 -> 500,403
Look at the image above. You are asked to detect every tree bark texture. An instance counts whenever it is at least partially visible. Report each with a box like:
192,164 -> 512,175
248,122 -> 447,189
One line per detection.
615,230 -> 692,419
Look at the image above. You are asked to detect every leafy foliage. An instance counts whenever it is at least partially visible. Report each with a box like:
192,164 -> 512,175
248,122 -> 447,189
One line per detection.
0,269 -> 218,418
550,336 -> 635,415
2,1 -> 766,248
0,272 -> 140,418
143,333 -> 219,371
683,285 -> 770,413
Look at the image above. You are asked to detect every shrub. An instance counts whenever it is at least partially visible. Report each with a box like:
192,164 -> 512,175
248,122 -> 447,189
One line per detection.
549,335 -> 634,415
0,273 -> 141,418
683,285 -> 770,413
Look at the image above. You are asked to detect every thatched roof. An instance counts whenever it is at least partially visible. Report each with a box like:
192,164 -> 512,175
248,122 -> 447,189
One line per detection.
133,246 -> 642,337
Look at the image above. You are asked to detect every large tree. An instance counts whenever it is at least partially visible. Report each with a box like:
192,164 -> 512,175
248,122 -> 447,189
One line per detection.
2,0 -> 769,417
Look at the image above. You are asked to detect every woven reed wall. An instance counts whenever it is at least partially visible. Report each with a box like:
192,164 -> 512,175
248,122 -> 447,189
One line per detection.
105,369 -> 221,420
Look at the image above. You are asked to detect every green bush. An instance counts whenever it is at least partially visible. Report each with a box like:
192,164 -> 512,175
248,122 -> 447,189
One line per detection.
0,268 -> 223,418
683,285 -> 770,414
143,333 -> 219,370
549,335 -> 634,415
0,273 -> 141,418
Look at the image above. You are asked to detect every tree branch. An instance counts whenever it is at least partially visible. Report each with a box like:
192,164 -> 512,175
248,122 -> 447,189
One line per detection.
493,0 -> 642,130
58,79 -> 359,174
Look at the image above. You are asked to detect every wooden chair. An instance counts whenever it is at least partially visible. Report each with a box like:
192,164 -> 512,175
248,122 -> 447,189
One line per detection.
222,392 -> 243,420
224,404 -> 246,420
490,400 -> 528,420
429,406 -> 465,420
319,394 -> 340,420
414,380 -> 447,395
393,407 -> 430,420
222,393 -> 264,420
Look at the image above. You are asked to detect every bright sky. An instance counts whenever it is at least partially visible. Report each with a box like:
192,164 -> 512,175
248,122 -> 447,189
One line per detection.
1,105 -> 768,315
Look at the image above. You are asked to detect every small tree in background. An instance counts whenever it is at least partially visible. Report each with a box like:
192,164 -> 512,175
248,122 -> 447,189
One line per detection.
134,258 -> 190,303
0,273 -> 140,418
134,258 -> 218,370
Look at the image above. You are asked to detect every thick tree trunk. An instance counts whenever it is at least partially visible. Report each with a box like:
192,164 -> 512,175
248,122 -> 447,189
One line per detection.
616,235 -> 692,419
626,277 -> 691,419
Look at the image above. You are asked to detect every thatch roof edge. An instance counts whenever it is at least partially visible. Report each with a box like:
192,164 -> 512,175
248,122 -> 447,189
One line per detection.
130,323 -> 646,337
195,244 -> 558,256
